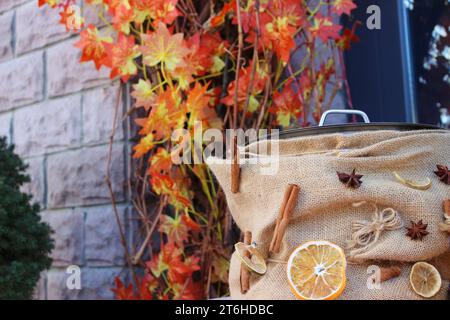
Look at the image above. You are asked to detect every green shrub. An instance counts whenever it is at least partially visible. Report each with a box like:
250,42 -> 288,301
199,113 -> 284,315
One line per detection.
0,137 -> 53,299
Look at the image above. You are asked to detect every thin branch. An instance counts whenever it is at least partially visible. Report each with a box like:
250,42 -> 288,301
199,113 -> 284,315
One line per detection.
233,0 -> 244,129
106,84 -> 138,287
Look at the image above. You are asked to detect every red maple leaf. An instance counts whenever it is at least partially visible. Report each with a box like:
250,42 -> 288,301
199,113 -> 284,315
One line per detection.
221,64 -> 267,113
332,0 -> 357,16
336,23 -> 360,50
269,84 -> 302,127
112,277 -> 136,300
309,14 -> 342,43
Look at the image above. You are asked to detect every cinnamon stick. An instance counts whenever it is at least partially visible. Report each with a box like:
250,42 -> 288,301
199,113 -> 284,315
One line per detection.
270,184 -> 300,254
379,266 -> 401,282
240,231 -> 252,294
231,136 -> 240,193
269,184 -> 294,252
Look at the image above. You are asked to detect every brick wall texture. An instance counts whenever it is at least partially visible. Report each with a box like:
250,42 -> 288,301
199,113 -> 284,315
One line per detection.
0,1 -> 131,299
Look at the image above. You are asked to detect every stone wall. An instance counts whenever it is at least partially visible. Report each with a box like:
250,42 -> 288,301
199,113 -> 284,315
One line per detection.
0,1 -> 131,299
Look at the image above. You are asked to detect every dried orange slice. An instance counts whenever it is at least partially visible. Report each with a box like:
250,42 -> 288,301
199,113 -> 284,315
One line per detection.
287,241 -> 346,300
234,242 -> 267,275
409,262 -> 441,298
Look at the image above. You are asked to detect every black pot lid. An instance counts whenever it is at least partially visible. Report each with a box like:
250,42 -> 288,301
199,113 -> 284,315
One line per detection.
278,122 -> 442,139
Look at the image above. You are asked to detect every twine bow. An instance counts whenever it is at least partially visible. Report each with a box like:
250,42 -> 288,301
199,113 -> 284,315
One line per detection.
347,202 -> 403,258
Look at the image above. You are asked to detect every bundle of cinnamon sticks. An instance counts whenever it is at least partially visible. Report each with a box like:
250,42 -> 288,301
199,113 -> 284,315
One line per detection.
269,184 -> 300,255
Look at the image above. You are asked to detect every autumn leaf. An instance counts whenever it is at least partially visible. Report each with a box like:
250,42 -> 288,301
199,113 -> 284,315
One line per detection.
74,24 -> 113,70
149,147 -> 172,176
140,22 -> 189,71
151,0 -> 180,25
59,4 -> 84,32
336,26 -> 360,50
146,242 -> 200,289
172,278 -> 203,300
137,274 -> 156,300
133,133 -> 154,158
39,0 -> 61,7
269,84 -> 302,127
112,3 -> 135,34
147,242 -> 182,278
309,13 -> 342,43
134,87 -> 185,140
131,79 -> 156,110
159,214 -> 189,246
185,33 -> 227,77
185,82 -> 221,130
103,33 -> 141,82
112,277 -> 136,300
168,63 -> 196,90
264,16 -> 297,63
332,0 -> 357,16
182,213 -> 201,233
209,0 -> 235,28
221,64 -> 267,113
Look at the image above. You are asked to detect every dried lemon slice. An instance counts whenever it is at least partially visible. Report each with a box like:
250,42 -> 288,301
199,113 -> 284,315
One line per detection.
393,172 -> 432,190
287,241 -> 346,300
409,262 -> 441,298
234,242 -> 267,275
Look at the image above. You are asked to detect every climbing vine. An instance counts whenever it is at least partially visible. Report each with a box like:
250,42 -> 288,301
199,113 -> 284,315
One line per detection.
39,0 -> 359,299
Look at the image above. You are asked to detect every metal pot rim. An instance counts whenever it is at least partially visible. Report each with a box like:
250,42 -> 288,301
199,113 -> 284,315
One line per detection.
278,122 -> 442,139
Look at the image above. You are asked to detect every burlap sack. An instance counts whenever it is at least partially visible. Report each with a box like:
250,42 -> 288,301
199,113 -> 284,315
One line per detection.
207,129 -> 450,300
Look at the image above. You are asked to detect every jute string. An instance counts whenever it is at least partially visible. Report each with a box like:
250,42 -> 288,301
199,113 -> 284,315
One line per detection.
347,202 -> 403,258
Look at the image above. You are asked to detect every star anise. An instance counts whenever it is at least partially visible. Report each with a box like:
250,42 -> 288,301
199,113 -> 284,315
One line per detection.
406,220 -> 429,241
434,164 -> 450,185
337,169 -> 363,188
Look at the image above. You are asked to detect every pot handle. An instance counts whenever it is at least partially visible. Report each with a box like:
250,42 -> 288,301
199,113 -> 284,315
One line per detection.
318,109 -> 371,126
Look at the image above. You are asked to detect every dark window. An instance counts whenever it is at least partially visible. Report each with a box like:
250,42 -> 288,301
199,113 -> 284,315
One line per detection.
343,0 -> 449,126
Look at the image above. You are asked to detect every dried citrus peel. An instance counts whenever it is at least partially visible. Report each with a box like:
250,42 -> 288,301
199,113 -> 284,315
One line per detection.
234,242 -> 267,275
409,262 -> 441,298
393,171 -> 432,190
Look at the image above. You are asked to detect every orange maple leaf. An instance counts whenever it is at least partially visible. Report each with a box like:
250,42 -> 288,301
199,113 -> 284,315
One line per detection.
185,82 -> 222,131
134,87 -> 185,140
112,3 -> 136,34
103,33 -> 141,82
74,24 -> 113,70
133,133 -> 154,158
140,22 -> 190,71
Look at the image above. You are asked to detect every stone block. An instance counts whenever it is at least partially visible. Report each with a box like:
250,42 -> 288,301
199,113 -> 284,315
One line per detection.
13,95 -> 81,157
41,209 -> 84,267
47,144 -> 125,208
